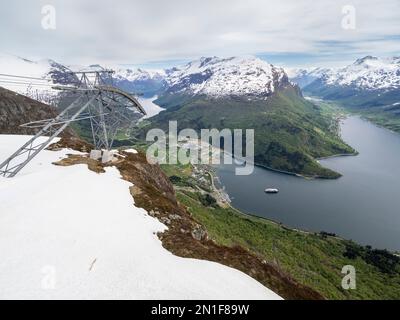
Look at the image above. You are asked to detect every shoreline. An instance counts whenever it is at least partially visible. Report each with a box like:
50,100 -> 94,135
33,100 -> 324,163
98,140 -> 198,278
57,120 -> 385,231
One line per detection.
317,152 -> 359,161
206,167 -> 344,239
215,155 -> 349,180
357,113 -> 400,135
207,166 -> 400,253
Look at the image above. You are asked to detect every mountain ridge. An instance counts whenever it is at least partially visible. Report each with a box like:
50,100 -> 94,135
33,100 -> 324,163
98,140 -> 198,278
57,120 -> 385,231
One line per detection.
162,56 -> 290,98
290,55 -> 400,91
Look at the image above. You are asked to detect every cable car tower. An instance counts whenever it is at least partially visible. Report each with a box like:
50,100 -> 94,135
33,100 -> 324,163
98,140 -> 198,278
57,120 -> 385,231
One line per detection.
0,69 -> 146,178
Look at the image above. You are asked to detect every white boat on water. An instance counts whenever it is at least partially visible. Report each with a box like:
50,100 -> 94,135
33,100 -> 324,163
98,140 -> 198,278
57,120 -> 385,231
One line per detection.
265,188 -> 279,194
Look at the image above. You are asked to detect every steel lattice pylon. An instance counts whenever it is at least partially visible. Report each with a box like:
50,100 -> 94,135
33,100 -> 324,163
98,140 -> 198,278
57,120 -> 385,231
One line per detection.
0,70 -> 146,178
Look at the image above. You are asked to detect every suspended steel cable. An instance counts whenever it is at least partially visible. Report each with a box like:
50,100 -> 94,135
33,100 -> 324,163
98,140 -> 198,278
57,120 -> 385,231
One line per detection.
0,80 -> 56,87
0,73 -> 52,81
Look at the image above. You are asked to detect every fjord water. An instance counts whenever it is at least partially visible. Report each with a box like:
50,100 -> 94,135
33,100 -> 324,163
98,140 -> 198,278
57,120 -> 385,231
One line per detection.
216,116 -> 400,251
138,95 -> 165,118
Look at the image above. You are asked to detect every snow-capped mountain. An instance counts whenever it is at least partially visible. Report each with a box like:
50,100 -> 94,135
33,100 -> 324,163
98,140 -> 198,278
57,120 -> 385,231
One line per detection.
323,56 -> 400,90
290,56 -> 400,91
291,56 -> 400,109
163,56 -> 291,98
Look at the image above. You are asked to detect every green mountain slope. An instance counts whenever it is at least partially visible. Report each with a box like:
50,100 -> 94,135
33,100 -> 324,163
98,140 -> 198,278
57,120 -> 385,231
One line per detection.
137,86 -> 355,178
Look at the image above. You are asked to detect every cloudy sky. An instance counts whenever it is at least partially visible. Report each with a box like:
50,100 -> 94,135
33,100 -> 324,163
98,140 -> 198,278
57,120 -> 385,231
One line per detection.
1,0 -> 399,68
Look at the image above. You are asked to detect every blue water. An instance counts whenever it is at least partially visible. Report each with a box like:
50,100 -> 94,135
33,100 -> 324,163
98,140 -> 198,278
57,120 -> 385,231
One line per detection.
216,117 -> 400,250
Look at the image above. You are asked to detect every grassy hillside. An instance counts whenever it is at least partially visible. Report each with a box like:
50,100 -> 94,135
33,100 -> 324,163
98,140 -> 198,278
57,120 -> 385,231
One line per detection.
137,86 -> 355,178
162,162 -> 400,300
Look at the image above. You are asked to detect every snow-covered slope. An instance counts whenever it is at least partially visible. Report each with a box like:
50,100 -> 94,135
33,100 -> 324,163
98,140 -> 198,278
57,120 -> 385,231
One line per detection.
0,135 -> 281,300
164,56 -> 290,98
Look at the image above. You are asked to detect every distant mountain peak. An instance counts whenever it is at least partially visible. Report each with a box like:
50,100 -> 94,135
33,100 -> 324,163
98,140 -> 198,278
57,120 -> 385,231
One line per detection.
354,55 -> 378,65
198,56 -> 219,67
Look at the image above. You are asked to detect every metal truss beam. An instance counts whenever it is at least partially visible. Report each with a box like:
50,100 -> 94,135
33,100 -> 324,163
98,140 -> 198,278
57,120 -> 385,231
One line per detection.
0,95 -> 96,178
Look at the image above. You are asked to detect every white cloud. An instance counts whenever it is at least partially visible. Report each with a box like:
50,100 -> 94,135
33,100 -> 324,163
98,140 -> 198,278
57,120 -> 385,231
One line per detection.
0,0 -> 399,67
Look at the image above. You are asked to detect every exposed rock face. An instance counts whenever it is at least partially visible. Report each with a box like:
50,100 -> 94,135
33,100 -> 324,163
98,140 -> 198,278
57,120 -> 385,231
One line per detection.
0,86 -> 75,137
191,224 -> 208,241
